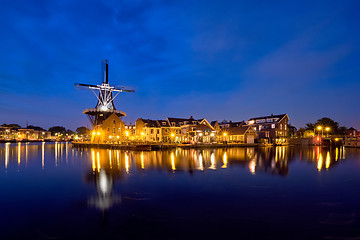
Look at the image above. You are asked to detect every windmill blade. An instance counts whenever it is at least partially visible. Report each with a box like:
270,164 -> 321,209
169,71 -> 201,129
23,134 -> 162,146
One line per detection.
113,85 -> 135,92
75,83 -> 100,89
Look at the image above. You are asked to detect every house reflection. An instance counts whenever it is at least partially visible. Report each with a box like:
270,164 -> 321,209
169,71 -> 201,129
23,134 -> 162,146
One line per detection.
85,147 -> 296,178
0,143 -> 347,175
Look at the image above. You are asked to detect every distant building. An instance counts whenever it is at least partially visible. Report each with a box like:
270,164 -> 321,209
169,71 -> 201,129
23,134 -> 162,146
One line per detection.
245,114 -> 290,143
346,127 -> 358,137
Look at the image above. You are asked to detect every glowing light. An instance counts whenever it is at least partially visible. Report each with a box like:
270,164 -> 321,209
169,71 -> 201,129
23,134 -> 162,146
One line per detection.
317,153 -> 323,172
171,152 -> 176,171
92,150 -> 96,172
249,160 -> 256,174
141,152 -> 144,169
210,133 -> 215,137
199,133 -> 203,136
222,152 -> 228,168
317,126 -> 322,130
92,131 -> 96,136
335,138 -> 339,141
99,169 -> 111,196
55,142 -> 58,166
223,133 -> 227,137
198,153 -> 204,170
5,143 -> 10,169
97,132 -> 100,136
109,150 -> 112,169
125,131 -> 129,137
109,136 -> 112,139
325,127 -> 330,131
209,153 -> 216,169
171,133 -> 175,137
100,105 -> 108,111
325,151 -> 330,169
42,142 -> 45,169
335,148 -> 339,161
97,152 -> 100,172
117,136 -> 119,139
141,132 -> 145,136
18,142 -> 21,166
125,153 -> 129,173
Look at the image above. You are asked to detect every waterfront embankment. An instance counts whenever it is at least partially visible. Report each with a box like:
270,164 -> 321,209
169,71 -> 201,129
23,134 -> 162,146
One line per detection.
72,142 -> 271,150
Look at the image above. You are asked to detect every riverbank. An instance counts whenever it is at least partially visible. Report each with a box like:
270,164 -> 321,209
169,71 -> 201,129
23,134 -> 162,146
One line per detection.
72,142 -> 275,150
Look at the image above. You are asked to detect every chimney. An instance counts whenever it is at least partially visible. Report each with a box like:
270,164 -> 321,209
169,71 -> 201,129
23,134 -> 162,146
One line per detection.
271,113 -> 273,117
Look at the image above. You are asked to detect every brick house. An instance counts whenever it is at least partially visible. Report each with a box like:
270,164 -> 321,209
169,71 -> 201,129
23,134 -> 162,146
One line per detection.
245,114 -> 290,143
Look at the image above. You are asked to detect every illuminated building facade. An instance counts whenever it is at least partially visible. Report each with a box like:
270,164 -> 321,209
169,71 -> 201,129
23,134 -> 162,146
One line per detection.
245,114 -> 290,143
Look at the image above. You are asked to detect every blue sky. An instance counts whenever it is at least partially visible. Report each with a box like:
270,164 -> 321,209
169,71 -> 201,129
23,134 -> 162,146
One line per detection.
0,0 -> 359,130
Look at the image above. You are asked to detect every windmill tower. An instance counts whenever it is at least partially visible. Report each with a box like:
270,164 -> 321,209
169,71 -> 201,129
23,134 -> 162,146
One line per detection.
75,60 -> 134,128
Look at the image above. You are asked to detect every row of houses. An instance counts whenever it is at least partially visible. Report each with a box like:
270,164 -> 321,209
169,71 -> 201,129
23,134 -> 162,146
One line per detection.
91,113 -> 290,144
0,126 -> 52,141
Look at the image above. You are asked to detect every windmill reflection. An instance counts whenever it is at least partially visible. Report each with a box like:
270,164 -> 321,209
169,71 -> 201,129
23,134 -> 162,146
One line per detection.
88,149 -> 122,214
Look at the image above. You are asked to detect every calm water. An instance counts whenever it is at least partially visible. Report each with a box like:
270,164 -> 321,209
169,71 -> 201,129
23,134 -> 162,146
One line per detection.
1,142 -> 360,239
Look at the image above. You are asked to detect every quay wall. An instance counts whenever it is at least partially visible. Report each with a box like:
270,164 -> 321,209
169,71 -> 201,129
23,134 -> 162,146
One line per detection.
72,142 -> 272,150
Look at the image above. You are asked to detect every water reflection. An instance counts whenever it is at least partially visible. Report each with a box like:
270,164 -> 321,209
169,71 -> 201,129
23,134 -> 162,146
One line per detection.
0,144 -> 350,175
87,169 -> 121,212
300,146 -> 346,172
0,142 -> 71,171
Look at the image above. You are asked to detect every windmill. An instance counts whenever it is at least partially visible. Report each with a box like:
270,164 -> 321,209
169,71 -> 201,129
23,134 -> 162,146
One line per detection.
75,60 -> 134,126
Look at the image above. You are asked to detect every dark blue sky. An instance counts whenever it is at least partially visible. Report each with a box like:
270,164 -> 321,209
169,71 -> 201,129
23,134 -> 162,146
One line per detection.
1,0 -> 359,130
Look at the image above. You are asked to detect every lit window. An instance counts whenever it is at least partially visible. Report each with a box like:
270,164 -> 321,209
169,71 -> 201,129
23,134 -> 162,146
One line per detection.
280,125 -> 282,130
271,124 -> 275,129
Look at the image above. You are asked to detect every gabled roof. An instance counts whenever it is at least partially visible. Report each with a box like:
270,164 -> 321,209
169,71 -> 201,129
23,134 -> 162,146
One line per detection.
210,121 -> 218,127
195,123 -> 213,131
248,114 -> 287,121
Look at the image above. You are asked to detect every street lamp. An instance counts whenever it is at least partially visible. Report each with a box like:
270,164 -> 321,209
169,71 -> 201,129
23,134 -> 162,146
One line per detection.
317,126 -> 322,136
317,126 -> 323,136
325,127 -> 330,137
223,132 -> 227,143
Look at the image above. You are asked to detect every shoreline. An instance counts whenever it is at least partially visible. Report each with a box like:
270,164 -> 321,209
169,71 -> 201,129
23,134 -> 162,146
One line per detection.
71,142 -> 283,150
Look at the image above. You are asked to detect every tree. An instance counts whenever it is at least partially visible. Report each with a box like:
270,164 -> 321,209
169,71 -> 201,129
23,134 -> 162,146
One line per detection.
1,123 -> 21,129
305,117 -> 346,135
76,127 -> 91,135
48,126 -> 66,135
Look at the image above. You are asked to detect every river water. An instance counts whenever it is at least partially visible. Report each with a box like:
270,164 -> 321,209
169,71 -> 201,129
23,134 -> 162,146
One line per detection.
1,142 -> 360,239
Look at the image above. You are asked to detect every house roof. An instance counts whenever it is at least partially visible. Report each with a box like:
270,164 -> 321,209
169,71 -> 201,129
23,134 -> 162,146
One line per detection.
248,114 -> 287,121
141,119 -> 160,127
157,120 -> 170,127
220,126 -> 251,135
195,124 -> 213,131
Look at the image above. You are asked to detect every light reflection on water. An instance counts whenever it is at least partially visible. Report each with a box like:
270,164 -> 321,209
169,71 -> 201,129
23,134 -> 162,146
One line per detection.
0,143 -> 351,175
0,142 -> 360,239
